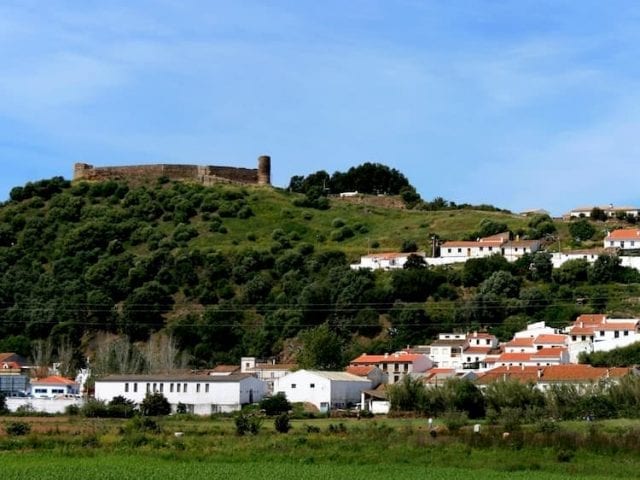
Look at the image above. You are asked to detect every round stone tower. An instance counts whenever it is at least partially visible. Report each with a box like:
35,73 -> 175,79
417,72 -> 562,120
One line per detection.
257,155 -> 271,185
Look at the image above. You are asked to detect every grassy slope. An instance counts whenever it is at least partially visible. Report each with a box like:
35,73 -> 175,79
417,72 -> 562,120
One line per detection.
188,186 -> 531,260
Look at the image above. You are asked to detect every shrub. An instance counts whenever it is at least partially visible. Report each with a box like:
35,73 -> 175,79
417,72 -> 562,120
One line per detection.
235,413 -> 262,435
108,396 -> 137,418
123,415 -> 161,434
140,393 -> 171,417
0,393 -> 7,414
331,218 -> 346,228
274,413 -> 292,433
5,421 -> 31,436
81,399 -> 110,418
65,404 -> 80,416
260,392 -> 291,416
442,410 -> 468,433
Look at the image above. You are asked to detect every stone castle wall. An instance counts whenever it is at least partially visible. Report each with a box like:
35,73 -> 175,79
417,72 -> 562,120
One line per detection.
73,156 -> 271,187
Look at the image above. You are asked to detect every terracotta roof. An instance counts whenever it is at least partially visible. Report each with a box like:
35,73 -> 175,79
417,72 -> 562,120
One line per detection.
506,337 -> 535,347
531,347 -> 567,358
481,232 -> 510,242
31,376 -> 77,386
503,240 -> 541,247
540,365 -> 629,382
97,373 -> 256,382
363,252 -> 411,260
351,353 -> 426,364
576,314 -> 606,324
568,327 -> 596,335
463,346 -> 492,355
211,365 -> 240,373
534,334 -> 568,345
476,366 -> 540,384
496,353 -> 532,362
346,365 -> 378,377
606,229 -> 640,240
441,241 -> 495,248
467,332 -> 495,339
430,339 -> 466,347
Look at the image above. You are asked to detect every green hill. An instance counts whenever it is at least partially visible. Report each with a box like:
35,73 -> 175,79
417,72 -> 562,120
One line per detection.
1,176 -> 638,370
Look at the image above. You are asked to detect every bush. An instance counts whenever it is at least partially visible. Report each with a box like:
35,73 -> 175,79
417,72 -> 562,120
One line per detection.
442,410 -> 468,433
140,393 -> 171,417
5,421 -> 31,436
65,404 -> 80,416
260,392 -> 291,416
331,218 -> 346,228
235,413 -> 262,435
123,415 -> 161,434
274,413 -> 291,433
81,399 -> 110,418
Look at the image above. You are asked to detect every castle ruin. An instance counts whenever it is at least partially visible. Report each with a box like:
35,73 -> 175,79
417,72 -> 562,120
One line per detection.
73,155 -> 271,187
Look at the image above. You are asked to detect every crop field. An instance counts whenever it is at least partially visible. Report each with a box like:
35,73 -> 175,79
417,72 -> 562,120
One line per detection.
3,416 -> 640,479
0,454 -> 633,480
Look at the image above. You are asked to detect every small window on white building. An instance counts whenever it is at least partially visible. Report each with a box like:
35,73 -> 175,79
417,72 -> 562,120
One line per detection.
146,383 -> 150,393
310,383 -> 315,388
600,331 -> 605,337
457,248 -> 462,253
159,383 -> 164,393
205,384 -> 210,393
153,383 -> 157,392
177,383 -> 181,393
124,383 -> 129,393
447,248 -> 452,253
133,383 -> 138,393
615,331 -> 620,338
183,383 -> 188,392
624,330 -> 629,336
489,247 -> 493,252
291,384 -> 296,389
170,383 -> 174,392
197,384 -> 201,393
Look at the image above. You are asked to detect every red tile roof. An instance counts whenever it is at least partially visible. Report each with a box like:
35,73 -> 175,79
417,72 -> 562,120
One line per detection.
31,376 -> 77,386
476,366 -> 540,384
463,346 -> 492,355
351,353 -> 425,364
541,365 -> 630,382
534,334 -> 568,345
211,365 -> 240,373
606,229 -> 640,240
531,347 -> 567,358
346,366 -> 378,377
496,353 -> 532,362
506,337 -> 535,347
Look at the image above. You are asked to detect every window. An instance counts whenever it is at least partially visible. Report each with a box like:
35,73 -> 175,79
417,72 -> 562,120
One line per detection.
610,241 -> 614,247
34,388 -> 47,394
205,384 -> 210,393
124,383 -> 129,393
183,383 -> 188,393
291,384 -> 296,389
133,383 -> 138,393
52,388 -> 64,394
153,383 -> 157,392
457,248 -> 462,253
393,375 -> 400,383
394,363 -> 399,371
159,383 -> 164,393
572,336 -> 576,341
197,384 -> 201,393
632,241 -> 636,247
403,364 -> 408,372
480,247 -> 484,252
245,362 -> 250,368
615,331 -> 620,338
177,383 -> 181,393
146,383 -> 150,393
447,248 -> 451,253
467,357 -> 471,362
170,383 -> 174,393
489,247 -> 493,252
310,383 -> 315,389
600,331 -> 605,337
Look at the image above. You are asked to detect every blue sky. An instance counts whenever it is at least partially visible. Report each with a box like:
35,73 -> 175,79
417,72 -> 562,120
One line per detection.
1,1 -> 639,215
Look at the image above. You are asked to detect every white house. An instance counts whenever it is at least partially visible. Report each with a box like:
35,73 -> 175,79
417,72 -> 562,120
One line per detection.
565,205 -> 639,219
439,232 -> 509,260
273,370 -> 371,412
350,252 -> 426,270
500,239 -> 542,261
240,357 -> 296,393
564,314 -> 640,362
94,373 -> 267,415
30,376 -> 79,398
604,229 -> 640,250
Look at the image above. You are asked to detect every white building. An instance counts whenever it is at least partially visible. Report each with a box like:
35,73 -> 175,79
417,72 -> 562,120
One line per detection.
273,370 -> 371,412
501,239 -> 542,261
439,232 -> 509,260
95,373 -> 267,415
30,376 -> 79,398
604,229 -> 640,250
240,357 -> 296,393
564,314 -> 640,362
565,205 -> 639,219
350,252 -> 426,270
425,333 -> 467,369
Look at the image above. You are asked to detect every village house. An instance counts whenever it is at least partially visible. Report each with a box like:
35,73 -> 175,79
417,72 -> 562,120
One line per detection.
565,205 -> 640,219
240,357 -> 296,393
94,373 -> 266,415
273,370 -> 371,413
564,314 -> 640,362
30,376 -> 79,398
350,251 -> 426,270
604,229 -> 640,250
476,364 -> 635,392
345,365 -> 385,389
349,351 -> 432,384
0,352 -> 30,397
461,332 -> 500,370
423,333 -> 467,370
439,232 -> 510,260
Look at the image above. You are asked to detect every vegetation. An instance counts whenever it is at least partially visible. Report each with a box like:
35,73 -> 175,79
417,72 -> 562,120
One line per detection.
1,175 -> 639,371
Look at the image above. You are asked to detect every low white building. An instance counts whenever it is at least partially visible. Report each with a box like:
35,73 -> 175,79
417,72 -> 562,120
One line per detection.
604,229 -> 640,250
439,232 -> 508,260
350,252 -> 426,270
425,333 -> 467,370
564,314 -> 640,362
94,373 -> 266,415
30,376 -> 79,398
565,205 -> 639,219
273,370 -> 371,412
500,240 -> 542,261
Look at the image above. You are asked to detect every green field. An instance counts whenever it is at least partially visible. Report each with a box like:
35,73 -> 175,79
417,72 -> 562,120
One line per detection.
2,416 -> 640,479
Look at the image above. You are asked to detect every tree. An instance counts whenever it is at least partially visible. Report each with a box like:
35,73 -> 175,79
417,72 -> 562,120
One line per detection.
140,392 -> 171,416
590,207 -> 608,222
589,254 -> 621,284
568,219 -> 596,242
296,323 -> 344,370
0,392 -> 7,414
274,413 -> 292,433
260,392 -> 291,416
400,239 -> 418,253
479,271 -> 520,298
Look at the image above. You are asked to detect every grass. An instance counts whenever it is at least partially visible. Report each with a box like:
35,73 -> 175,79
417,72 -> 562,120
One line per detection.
3,416 -> 640,478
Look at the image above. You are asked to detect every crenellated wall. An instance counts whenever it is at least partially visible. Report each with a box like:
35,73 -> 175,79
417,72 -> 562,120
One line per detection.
73,156 -> 271,187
